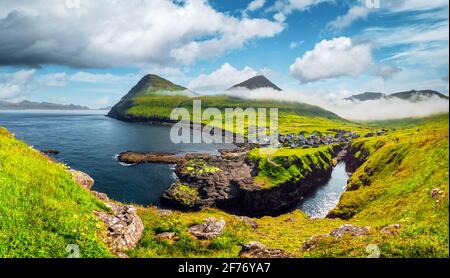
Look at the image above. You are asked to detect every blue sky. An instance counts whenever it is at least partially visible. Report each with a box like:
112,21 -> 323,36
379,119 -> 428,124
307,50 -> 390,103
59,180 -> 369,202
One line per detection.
0,0 -> 448,108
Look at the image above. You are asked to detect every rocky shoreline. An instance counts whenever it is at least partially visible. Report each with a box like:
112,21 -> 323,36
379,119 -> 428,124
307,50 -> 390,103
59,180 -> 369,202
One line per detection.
117,145 -> 347,217
67,166 -> 144,257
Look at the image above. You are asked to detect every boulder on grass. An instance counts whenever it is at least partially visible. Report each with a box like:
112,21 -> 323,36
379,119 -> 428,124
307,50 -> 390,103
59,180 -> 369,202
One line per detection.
69,169 -> 94,190
95,203 -> 144,251
239,242 -> 294,258
188,217 -> 225,239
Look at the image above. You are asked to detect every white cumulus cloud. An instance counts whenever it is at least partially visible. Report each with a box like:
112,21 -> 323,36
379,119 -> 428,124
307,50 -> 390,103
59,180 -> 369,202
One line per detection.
289,37 -> 373,83
0,0 -> 284,68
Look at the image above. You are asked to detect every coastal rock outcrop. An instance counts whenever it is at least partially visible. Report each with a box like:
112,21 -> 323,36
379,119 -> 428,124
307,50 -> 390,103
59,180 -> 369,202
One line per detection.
239,242 -> 294,258
171,147 -> 337,216
117,151 -> 181,164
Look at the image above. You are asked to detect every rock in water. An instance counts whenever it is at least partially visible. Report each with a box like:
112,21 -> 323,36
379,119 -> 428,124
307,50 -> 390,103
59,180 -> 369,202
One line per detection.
95,203 -> 144,251
188,217 -> 226,239
69,169 -> 94,190
239,242 -> 293,258
41,149 -> 60,155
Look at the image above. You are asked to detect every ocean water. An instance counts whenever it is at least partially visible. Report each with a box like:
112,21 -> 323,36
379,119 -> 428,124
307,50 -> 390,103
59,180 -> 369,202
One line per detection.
0,111 -> 234,205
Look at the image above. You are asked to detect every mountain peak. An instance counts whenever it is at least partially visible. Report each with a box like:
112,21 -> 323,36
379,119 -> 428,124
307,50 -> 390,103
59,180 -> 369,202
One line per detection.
121,74 -> 186,101
229,75 -> 282,91
136,74 -> 185,91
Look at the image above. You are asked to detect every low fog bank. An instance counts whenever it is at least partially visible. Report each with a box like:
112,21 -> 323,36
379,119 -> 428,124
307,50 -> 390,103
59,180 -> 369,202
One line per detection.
224,88 -> 449,121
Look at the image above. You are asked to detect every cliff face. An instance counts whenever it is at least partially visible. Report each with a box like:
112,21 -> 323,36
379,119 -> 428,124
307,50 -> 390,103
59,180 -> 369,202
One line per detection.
160,146 -> 341,216
233,161 -> 334,216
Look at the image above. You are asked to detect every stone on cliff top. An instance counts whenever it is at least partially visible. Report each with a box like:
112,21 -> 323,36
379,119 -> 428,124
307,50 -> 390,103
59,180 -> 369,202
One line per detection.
188,217 -> 226,239
239,242 -> 294,258
381,224 -> 401,235
301,224 -> 371,252
155,232 -> 179,241
92,191 -> 110,202
95,203 -> 144,251
157,209 -> 173,216
329,224 -> 371,238
237,216 -> 258,229
69,169 -> 94,190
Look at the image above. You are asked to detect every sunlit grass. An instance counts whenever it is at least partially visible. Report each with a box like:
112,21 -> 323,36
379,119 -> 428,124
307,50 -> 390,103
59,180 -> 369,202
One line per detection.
0,128 -> 112,258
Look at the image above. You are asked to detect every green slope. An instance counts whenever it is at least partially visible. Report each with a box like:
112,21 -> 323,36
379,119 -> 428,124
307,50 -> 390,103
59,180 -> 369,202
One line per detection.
0,113 -> 448,258
128,115 -> 448,258
0,128 -> 113,258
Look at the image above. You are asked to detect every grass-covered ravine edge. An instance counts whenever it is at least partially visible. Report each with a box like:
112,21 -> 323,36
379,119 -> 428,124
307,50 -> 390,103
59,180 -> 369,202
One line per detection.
1,113 -> 448,258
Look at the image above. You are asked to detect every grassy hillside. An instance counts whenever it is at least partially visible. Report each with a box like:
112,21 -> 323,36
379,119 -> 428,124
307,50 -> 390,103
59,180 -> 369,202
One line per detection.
109,74 -> 342,125
0,128 -> 112,258
1,112 -> 448,258
247,146 -> 336,188
128,115 -> 448,258
115,94 -> 342,121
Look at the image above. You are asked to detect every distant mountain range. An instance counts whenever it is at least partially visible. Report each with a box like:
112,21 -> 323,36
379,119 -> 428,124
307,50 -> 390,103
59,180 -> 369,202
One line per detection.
345,90 -> 449,102
228,75 -> 282,91
0,100 -> 90,110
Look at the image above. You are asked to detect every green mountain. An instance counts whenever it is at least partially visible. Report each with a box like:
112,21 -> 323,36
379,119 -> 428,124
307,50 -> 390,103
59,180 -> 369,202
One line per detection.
108,74 -> 189,119
108,74 -> 341,123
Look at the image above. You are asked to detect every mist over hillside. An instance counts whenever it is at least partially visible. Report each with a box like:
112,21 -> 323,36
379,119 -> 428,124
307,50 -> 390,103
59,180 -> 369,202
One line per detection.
224,88 -> 449,121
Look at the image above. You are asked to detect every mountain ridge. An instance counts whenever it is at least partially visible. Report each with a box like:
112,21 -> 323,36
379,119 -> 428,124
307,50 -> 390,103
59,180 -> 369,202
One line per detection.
345,90 -> 449,101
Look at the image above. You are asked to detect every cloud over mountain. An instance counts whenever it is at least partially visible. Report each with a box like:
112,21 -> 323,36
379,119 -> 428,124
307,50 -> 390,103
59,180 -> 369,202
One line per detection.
224,87 -> 449,121
188,63 -> 272,93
